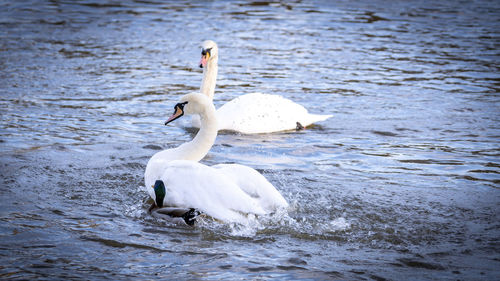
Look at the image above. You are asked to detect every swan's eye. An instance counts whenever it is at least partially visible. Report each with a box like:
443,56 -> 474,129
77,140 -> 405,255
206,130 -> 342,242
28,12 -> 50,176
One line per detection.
201,48 -> 212,56
177,101 -> 188,110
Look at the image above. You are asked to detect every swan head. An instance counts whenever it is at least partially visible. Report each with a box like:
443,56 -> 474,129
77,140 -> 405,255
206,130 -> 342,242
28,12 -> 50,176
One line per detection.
165,93 -> 215,125
199,40 -> 218,68
153,180 -> 166,208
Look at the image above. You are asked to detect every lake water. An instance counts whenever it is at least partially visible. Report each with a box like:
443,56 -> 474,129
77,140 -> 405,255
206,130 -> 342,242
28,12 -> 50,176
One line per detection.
1,0 -> 499,280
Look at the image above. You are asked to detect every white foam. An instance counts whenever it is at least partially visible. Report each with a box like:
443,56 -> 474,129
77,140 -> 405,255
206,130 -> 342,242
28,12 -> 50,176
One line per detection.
324,217 -> 351,232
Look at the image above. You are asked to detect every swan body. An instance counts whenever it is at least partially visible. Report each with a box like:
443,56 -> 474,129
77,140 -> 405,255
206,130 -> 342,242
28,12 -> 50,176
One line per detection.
152,160 -> 272,223
144,93 -> 288,223
216,92 -> 331,134
193,40 -> 332,134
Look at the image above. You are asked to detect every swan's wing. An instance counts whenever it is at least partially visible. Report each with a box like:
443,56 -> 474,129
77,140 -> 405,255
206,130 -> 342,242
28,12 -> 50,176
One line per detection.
216,93 -> 331,134
212,163 -> 289,212
158,160 -> 266,223
216,93 -> 299,133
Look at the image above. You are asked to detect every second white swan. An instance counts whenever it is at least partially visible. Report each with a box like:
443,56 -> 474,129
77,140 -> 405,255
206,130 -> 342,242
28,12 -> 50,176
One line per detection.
194,40 -> 332,134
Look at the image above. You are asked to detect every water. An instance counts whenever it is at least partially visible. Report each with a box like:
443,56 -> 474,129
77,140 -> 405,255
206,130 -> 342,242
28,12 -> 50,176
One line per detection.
1,0 -> 499,279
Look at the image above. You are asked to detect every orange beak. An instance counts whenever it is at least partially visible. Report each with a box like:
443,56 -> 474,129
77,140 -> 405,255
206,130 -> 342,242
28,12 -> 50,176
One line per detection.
165,104 -> 185,125
199,52 -> 210,68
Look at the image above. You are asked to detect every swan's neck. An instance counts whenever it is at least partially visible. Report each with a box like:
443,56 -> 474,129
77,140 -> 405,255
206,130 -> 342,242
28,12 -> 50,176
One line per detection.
145,101 -> 217,188
200,58 -> 218,100
179,109 -> 218,161
144,104 -> 218,188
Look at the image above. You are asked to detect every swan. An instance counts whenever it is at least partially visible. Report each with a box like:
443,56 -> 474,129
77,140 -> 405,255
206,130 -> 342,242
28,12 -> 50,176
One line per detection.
193,40 -> 332,134
144,93 -> 288,224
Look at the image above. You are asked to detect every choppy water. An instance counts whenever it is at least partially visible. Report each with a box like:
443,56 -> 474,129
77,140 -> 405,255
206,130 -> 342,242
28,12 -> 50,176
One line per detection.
1,0 -> 499,279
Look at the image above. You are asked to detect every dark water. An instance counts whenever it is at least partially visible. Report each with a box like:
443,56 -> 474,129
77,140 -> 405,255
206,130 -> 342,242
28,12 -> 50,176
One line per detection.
1,0 -> 499,279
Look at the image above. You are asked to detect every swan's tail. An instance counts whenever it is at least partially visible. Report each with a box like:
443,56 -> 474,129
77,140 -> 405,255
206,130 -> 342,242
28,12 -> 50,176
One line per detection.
302,113 -> 332,126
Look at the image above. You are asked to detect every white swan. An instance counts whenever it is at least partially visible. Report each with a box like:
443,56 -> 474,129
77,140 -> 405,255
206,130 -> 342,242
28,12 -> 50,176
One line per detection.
144,93 -> 288,224
194,40 -> 332,134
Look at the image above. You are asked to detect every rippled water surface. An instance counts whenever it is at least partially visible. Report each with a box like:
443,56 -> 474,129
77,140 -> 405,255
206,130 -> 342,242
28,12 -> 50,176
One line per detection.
1,0 -> 499,280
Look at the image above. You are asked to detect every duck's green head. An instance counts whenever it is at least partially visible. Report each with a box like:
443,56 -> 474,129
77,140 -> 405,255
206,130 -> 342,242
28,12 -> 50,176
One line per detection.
153,180 -> 166,208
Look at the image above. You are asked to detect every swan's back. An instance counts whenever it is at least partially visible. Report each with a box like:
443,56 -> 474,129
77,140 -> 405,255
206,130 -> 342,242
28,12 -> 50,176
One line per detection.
213,163 -> 288,212
156,160 -> 267,223
216,93 -> 331,134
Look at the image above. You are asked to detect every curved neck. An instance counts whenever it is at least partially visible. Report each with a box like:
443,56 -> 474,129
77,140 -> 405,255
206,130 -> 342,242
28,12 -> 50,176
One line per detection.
177,105 -> 218,162
200,58 -> 218,100
145,100 -> 218,189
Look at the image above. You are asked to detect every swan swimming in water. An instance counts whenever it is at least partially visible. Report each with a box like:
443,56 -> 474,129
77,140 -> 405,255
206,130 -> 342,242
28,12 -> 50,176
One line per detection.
193,40 -> 332,134
144,93 -> 288,224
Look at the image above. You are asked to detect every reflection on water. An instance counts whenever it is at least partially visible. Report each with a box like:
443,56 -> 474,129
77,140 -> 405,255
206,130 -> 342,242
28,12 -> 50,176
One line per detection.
1,0 -> 499,280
